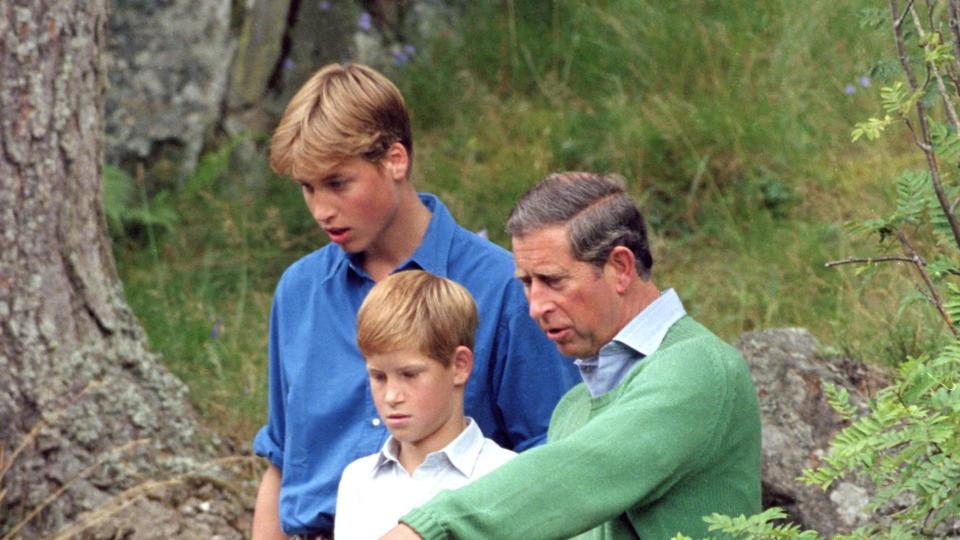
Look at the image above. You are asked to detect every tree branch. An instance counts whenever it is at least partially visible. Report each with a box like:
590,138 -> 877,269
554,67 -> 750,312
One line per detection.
895,230 -> 958,336
824,256 -> 917,268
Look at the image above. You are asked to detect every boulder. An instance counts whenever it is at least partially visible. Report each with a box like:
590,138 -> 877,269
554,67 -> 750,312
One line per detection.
227,0 -> 293,113
736,328 -> 889,536
104,0 -> 233,180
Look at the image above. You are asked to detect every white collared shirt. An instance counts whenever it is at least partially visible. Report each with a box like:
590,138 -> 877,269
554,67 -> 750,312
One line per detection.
333,418 -> 516,539
575,288 -> 687,397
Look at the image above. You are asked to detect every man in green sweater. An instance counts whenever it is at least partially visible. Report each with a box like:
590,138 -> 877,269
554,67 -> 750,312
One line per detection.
380,172 -> 761,539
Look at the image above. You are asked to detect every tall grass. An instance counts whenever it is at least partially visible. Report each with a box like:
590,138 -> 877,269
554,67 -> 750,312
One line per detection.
113,1 -> 945,442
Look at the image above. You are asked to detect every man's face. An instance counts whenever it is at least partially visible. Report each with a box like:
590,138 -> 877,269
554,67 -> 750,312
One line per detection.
365,347 -> 466,456
297,156 -> 402,254
512,225 -> 623,359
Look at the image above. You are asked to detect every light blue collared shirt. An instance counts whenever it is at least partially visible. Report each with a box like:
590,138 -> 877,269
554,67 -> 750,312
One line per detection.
574,288 -> 686,397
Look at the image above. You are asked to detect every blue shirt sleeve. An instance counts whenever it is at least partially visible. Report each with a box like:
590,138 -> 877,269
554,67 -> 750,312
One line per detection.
253,292 -> 286,469
491,279 -> 581,452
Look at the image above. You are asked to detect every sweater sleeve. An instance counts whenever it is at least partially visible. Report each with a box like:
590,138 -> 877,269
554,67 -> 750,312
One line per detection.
400,338 -> 730,539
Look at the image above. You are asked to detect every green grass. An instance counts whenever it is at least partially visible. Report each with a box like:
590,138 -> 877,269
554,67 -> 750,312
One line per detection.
112,1 -> 950,443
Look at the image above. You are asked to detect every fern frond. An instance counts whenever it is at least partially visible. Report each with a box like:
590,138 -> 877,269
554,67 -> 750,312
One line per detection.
894,170 -> 930,221
823,382 -> 858,421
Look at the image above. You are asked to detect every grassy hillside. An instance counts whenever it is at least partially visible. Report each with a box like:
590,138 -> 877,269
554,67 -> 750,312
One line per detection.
112,1 -> 945,443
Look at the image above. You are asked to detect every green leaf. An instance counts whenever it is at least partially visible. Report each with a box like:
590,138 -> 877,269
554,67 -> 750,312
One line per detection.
843,218 -> 894,240
928,184 -> 959,244
944,283 -> 960,328
824,382 -> 858,421
880,83 -> 909,114
927,257 -> 959,279
894,170 -> 930,220
851,115 -> 894,142
930,121 -> 960,163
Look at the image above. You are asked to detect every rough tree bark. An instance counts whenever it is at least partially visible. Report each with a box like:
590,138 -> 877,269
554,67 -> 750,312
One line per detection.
0,2 -> 247,538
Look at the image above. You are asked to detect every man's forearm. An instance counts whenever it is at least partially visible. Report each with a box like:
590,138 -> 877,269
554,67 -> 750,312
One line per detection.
252,463 -> 288,540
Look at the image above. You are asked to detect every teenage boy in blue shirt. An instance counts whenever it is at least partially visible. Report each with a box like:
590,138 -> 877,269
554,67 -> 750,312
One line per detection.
250,63 -> 579,540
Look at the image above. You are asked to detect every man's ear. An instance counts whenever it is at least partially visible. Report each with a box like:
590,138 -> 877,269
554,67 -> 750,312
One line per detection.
605,246 -> 637,294
383,142 -> 409,181
451,345 -> 473,386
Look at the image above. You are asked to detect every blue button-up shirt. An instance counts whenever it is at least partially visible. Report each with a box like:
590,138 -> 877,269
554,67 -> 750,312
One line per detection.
253,194 -> 579,534
575,288 -> 686,397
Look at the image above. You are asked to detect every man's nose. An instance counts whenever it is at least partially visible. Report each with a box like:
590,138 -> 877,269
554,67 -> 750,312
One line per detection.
527,283 -> 553,321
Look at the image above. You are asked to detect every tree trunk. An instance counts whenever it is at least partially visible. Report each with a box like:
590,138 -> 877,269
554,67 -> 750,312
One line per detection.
0,2 -> 247,537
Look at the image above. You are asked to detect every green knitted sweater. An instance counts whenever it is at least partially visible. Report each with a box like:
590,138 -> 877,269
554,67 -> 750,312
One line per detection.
401,316 -> 761,539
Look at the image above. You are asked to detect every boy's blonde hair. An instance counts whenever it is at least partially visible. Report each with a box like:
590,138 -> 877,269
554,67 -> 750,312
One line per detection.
269,63 -> 413,180
356,270 -> 478,367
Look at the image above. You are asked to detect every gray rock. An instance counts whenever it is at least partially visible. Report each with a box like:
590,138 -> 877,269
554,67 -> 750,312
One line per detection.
736,328 -> 889,536
227,0 -> 293,112
104,0 -> 233,179
276,0 -> 359,108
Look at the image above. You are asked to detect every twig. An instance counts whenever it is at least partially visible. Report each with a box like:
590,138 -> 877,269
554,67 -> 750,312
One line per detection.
0,381 -> 104,483
0,439 -> 148,540
895,0 -> 917,29
949,0 -> 960,75
44,455 -> 258,540
910,5 -> 960,138
905,117 -> 930,151
824,256 -> 917,268
895,230 -> 958,336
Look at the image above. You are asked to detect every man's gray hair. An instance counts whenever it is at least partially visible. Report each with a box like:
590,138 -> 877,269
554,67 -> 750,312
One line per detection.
506,172 -> 654,279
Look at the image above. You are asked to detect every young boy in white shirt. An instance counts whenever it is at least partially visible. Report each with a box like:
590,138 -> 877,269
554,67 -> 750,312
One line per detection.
334,270 -> 516,539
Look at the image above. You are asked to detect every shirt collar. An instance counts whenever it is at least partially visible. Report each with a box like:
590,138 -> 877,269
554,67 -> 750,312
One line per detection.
573,288 -> 686,397
322,193 -> 454,283
371,417 -> 485,477
608,288 -> 686,357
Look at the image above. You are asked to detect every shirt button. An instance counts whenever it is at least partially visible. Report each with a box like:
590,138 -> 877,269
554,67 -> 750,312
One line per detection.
371,418 -> 381,427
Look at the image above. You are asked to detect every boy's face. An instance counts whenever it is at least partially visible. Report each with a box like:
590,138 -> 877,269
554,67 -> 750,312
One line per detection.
365,346 -> 471,455
296,145 -> 406,254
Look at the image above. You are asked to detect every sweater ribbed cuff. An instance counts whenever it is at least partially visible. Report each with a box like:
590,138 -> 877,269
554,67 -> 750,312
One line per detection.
400,508 -> 449,540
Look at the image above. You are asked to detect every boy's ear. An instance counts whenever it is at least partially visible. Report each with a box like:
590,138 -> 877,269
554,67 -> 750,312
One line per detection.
451,346 -> 473,386
383,142 -> 409,181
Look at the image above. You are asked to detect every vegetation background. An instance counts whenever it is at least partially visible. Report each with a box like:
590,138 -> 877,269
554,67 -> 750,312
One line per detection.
108,0 -> 946,446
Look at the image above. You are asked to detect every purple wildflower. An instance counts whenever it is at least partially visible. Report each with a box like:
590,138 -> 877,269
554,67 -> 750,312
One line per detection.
843,83 -> 856,96
390,43 -> 417,67
318,1 -> 332,11
858,75 -> 871,87
357,12 -> 372,32
210,318 -> 223,340
282,57 -> 296,71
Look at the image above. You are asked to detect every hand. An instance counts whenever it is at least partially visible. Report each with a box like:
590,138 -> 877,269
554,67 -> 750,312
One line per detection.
379,523 -> 423,540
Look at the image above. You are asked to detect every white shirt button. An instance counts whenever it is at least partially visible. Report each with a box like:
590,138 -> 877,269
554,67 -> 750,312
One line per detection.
371,418 -> 381,427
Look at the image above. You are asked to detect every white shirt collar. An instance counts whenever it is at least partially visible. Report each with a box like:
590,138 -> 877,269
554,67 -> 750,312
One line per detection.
372,417 -> 484,477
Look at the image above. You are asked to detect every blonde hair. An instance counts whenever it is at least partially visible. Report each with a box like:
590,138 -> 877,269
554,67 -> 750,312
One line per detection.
356,271 -> 478,367
269,63 -> 413,180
